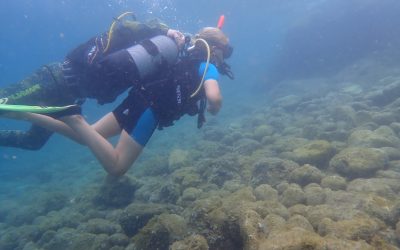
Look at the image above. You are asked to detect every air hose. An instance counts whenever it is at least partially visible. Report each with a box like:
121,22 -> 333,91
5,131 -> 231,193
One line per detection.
190,38 -> 211,98
103,11 -> 136,53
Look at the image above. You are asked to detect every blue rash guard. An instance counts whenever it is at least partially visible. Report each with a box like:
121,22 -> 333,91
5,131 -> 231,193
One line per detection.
113,62 -> 219,147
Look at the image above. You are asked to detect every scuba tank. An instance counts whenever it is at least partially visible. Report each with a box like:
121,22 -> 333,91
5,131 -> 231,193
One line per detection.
89,35 -> 179,104
126,35 -> 179,80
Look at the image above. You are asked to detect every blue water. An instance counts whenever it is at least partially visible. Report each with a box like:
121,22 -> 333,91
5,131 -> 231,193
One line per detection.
0,0 -> 294,188
2,0 -> 400,248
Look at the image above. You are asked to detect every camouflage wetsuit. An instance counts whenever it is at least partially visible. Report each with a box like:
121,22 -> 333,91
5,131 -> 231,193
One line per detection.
0,19 -> 169,150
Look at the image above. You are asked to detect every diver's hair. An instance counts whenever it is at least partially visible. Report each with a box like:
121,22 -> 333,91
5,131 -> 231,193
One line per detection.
195,27 -> 229,47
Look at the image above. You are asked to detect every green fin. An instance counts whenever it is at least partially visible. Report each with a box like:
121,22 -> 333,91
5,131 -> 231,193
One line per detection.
0,103 -> 76,114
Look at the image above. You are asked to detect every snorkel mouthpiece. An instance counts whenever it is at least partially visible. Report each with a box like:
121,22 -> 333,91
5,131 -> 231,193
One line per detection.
217,15 -> 225,29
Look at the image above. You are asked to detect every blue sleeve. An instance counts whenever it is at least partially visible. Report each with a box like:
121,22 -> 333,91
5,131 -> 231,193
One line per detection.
198,62 -> 219,81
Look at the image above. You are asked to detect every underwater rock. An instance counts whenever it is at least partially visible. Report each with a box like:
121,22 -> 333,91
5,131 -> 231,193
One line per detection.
380,147 -> 400,161
273,94 -> 303,111
0,225 -> 42,250
376,169 -> 400,179
254,201 -> 290,220
38,191 -> 69,214
200,153 -> 241,187
390,122 -> 400,135
280,184 -> 306,208
179,187 -> 202,204
168,149 -> 190,171
329,147 -> 388,179
371,112 -> 398,126
272,137 -> 308,154
276,181 -> 290,194
259,227 -> 374,250
319,128 -> 351,142
33,209 -> 83,232
288,164 -> 324,186
118,203 -> 180,237
93,176 -> 139,208
237,209 -> 264,250
396,221 -> 400,243
388,160 -> 400,172
330,105 -> 356,125
5,191 -> 69,226
254,184 -> 278,201
287,140 -> 335,168
347,178 -> 397,199
158,182 -> 181,203
358,194 -> 398,225
0,201 -> 15,223
126,176 -> 161,202
221,131 -> 243,145
195,140 -> 230,158
132,213 -> 187,250
288,204 -> 308,217
304,184 -> 326,206
251,157 -> 299,187
171,167 -> 202,189
188,188 -> 259,250
222,180 -> 247,193
22,241 -> 40,250
320,175 -> 347,190
137,155 -> 169,176
202,126 -> 226,142
260,135 -> 276,146
348,126 -> 400,148
286,214 -> 314,232
262,214 -> 286,235
39,228 -> 97,250
253,125 -> 274,141
317,215 -> 385,242
354,110 -> 373,125
366,80 -> 400,106
108,233 -> 130,248
233,138 -> 261,155
170,234 -> 209,250
77,218 -> 121,235
306,203 -> 354,229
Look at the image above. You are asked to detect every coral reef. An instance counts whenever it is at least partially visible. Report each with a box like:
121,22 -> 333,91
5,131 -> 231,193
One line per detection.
4,60 -> 400,249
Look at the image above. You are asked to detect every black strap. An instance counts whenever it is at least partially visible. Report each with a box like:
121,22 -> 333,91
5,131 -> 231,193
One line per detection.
44,65 -> 60,85
140,39 -> 159,57
197,97 -> 207,128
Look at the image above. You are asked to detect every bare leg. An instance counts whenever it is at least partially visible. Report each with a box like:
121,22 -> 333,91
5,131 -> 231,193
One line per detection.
92,112 -> 122,138
61,115 -> 143,176
2,112 -> 84,144
1,112 -> 121,144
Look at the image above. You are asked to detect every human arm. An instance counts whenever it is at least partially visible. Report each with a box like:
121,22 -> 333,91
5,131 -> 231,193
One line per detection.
199,63 -> 222,115
120,19 -> 184,48
166,29 -> 185,48
204,79 -> 222,115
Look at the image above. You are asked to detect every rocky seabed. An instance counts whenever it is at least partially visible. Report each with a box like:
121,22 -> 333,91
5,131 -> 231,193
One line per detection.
3,69 -> 400,249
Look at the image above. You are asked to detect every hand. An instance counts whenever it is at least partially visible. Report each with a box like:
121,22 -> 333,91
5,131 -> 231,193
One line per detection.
167,29 -> 185,49
207,104 -> 220,115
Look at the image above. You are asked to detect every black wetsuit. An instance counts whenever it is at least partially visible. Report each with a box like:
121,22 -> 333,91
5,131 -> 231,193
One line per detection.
0,20 -> 169,150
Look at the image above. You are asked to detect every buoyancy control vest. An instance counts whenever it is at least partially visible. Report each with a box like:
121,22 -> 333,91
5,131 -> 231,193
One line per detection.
140,55 -> 207,129
62,19 -> 170,103
85,35 -> 179,104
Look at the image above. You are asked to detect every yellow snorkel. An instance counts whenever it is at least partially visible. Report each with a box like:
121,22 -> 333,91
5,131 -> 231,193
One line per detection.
103,12 -> 136,53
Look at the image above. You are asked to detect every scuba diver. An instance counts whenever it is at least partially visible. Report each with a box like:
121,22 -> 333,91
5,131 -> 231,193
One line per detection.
3,18 -> 234,176
0,12 -> 185,150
